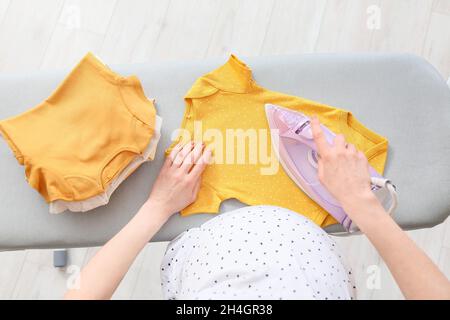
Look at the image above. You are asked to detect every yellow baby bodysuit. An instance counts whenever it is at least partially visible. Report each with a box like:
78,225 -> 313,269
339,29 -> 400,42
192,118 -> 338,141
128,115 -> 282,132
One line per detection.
168,55 -> 388,227
0,53 -> 156,203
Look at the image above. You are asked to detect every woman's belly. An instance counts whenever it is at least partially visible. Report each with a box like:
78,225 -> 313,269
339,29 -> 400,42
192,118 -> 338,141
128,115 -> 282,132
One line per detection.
161,205 -> 355,300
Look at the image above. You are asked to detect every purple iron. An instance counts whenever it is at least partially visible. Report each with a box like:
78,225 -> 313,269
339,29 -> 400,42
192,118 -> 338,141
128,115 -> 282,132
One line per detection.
265,103 -> 397,232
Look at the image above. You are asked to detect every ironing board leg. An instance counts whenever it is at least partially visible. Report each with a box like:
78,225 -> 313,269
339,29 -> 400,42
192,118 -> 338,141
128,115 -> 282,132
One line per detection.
53,249 -> 68,268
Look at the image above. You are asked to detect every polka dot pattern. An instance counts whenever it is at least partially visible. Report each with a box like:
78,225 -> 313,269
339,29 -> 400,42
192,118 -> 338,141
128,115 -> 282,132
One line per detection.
161,205 -> 355,300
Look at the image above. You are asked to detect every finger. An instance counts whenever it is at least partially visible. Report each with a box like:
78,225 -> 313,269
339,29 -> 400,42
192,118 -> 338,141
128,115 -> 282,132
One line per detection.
346,143 -> 357,154
311,117 -> 330,157
333,134 -> 347,150
168,143 -> 184,163
173,142 -> 194,167
357,150 -> 368,161
190,148 -> 212,179
180,142 -> 204,173
192,177 -> 201,198
317,160 -> 325,183
162,153 -> 173,170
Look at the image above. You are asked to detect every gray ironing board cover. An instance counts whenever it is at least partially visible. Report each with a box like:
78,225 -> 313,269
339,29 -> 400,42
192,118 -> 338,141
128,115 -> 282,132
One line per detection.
0,53 -> 449,250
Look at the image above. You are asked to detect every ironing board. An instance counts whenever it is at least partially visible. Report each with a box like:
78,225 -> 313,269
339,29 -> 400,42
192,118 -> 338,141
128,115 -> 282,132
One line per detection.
0,53 -> 449,250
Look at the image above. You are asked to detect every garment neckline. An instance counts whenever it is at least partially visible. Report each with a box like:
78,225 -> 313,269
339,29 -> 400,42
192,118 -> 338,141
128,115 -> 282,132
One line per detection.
201,54 -> 255,94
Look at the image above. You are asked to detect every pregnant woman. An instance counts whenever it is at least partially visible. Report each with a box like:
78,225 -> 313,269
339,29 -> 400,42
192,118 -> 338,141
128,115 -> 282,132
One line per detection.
64,118 -> 450,300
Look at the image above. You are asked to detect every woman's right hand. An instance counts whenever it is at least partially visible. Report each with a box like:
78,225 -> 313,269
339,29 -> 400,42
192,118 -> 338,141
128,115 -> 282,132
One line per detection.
310,117 -> 376,214
311,117 -> 450,300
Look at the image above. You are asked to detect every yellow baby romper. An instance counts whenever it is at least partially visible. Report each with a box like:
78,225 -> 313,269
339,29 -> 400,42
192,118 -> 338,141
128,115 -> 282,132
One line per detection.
168,55 -> 388,227
49,114 -> 163,213
0,53 -> 157,204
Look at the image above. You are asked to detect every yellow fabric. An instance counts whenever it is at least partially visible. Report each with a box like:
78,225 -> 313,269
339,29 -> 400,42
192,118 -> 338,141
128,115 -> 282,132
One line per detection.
168,55 -> 388,227
0,53 -> 156,203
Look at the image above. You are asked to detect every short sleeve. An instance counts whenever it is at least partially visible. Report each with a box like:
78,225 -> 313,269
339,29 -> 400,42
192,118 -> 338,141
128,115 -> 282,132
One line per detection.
339,111 -> 389,175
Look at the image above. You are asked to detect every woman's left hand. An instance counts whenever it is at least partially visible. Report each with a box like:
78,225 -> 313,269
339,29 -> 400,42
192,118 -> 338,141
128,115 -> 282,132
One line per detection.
65,141 -> 211,300
146,141 -> 211,221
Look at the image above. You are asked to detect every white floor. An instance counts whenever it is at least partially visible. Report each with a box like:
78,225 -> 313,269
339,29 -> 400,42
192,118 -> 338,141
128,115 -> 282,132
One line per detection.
0,0 -> 449,300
